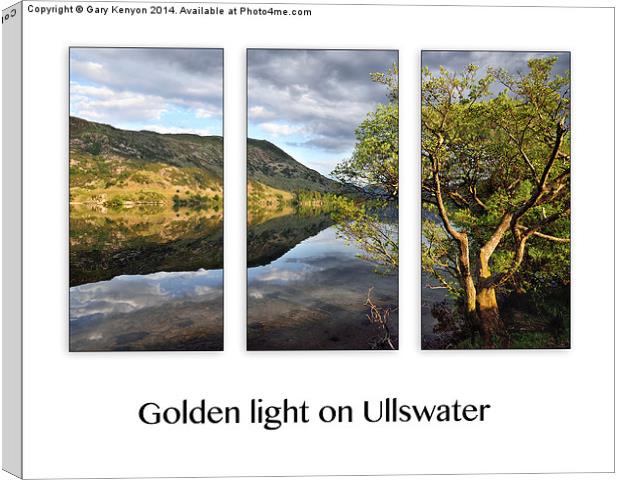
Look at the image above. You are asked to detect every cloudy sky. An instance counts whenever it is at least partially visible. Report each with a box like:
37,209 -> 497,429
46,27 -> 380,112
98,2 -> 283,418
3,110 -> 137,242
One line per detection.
70,48 -> 223,136
422,51 -> 570,93
248,49 -> 398,177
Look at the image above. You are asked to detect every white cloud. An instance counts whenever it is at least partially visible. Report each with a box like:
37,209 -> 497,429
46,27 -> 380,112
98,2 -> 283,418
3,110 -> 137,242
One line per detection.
259,122 -> 305,137
195,107 -> 216,119
70,83 -> 115,99
69,49 -> 223,131
70,85 -> 167,122
249,105 -> 270,119
70,269 -> 223,322
71,60 -> 107,80
193,285 -> 215,295
257,269 -> 306,282
248,50 -> 397,154
140,125 -> 212,136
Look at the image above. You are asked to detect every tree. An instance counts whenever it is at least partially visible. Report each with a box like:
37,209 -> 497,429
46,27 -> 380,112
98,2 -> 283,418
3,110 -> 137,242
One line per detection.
422,57 -> 570,344
332,63 -> 399,201
331,64 -> 399,274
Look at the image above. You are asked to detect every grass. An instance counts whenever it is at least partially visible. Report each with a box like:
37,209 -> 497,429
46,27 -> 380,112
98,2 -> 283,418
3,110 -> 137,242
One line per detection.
70,149 -> 223,206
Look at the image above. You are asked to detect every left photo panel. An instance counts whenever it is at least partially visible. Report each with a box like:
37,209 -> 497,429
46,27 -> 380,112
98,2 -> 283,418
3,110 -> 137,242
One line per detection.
69,48 -> 224,351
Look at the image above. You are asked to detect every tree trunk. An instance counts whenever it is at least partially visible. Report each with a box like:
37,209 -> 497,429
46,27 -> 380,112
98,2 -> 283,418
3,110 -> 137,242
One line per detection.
476,286 -> 503,343
456,236 -> 477,330
477,216 -> 510,345
463,275 -> 477,329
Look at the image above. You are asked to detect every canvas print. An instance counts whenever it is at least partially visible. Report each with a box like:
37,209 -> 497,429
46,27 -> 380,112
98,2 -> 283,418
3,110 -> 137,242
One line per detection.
421,51 -> 570,349
69,48 -> 224,351
247,49 -> 399,350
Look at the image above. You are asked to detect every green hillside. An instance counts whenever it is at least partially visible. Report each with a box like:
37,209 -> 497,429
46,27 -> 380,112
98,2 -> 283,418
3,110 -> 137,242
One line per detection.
70,117 -> 224,207
70,116 -> 223,174
247,138 -> 339,193
70,117 -> 341,209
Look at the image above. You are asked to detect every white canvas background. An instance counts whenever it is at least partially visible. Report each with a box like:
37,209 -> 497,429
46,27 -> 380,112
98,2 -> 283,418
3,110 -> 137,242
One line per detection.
0,1 -> 615,478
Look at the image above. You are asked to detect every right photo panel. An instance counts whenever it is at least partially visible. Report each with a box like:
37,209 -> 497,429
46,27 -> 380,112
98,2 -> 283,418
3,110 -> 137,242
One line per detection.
421,51 -> 571,350
247,49 -> 399,351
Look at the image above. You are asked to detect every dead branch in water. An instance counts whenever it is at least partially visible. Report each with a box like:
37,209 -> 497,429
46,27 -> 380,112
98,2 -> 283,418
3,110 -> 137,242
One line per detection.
365,287 -> 397,350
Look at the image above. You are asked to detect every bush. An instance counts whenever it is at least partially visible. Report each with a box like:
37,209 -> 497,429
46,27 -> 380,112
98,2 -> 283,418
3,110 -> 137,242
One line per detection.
87,142 -> 102,156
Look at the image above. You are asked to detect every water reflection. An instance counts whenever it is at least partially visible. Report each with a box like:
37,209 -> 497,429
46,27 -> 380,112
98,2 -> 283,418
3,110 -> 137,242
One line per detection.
69,205 -> 223,351
247,210 -> 334,267
71,269 -> 223,322
247,216 -> 399,350
70,204 -> 223,286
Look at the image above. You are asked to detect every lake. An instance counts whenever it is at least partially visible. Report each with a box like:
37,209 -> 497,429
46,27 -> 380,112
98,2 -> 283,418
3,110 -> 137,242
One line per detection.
69,205 -> 223,351
247,211 -> 399,350
70,206 -> 399,351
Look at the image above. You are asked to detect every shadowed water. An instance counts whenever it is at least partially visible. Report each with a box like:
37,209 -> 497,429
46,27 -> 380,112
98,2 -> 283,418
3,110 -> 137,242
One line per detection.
70,206 -> 399,351
69,206 -> 223,351
247,213 -> 399,350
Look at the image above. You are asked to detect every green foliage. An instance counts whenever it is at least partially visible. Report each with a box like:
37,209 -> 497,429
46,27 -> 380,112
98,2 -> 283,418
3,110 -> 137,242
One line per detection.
333,201 -> 398,275
422,56 -> 570,293
332,64 -> 399,200
104,191 -> 166,208
422,56 -> 571,344
370,63 -> 399,102
422,217 -> 460,296
172,192 -> 223,212
293,190 -> 350,208
87,141 -> 102,156
329,65 -> 400,275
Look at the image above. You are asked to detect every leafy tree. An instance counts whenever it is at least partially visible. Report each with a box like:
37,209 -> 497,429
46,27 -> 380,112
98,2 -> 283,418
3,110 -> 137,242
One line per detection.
331,64 -> 399,274
332,63 -> 399,200
333,200 -> 398,274
422,57 -> 570,343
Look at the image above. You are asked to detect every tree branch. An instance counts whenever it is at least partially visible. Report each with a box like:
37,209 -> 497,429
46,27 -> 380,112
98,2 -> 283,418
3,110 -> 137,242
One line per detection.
512,122 -> 567,224
430,152 -> 466,243
531,231 -> 570,243
489,207 -> 570,288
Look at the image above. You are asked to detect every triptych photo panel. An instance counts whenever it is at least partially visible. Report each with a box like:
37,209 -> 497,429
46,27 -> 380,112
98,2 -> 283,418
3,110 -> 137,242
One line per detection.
246,49 -> 399,350
68,48 -> 570,352
69,48 -> 225,351
421,51 -> 571,350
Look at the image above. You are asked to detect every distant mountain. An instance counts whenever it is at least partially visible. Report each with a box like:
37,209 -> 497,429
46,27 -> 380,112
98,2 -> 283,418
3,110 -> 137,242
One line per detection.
247,139 -> 340,193
70,117 -> 225,206
69,117 -> 342,206
70,116 -> 223,176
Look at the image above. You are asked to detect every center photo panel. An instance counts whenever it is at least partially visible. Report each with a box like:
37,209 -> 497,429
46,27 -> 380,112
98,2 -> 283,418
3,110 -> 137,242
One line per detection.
246,49 -> 399,351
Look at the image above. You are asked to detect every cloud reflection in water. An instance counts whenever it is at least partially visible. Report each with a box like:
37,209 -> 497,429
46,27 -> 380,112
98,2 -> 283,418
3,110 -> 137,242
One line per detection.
70,268 -> 223,323
248,226 -> 363,294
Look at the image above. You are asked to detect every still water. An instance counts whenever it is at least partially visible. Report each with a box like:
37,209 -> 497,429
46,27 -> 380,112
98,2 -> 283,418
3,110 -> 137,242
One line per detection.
70,207 -> 398,351
70,269 -> 223,351
69,206 -> 223,351
247,214 -> 399,350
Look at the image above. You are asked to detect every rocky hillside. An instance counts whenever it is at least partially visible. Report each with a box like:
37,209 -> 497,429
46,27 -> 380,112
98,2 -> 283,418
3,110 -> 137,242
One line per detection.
70,117 -> 341,207
70,116 -> 223,176
247,139 -> 339,193
70,117 -> 224,206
